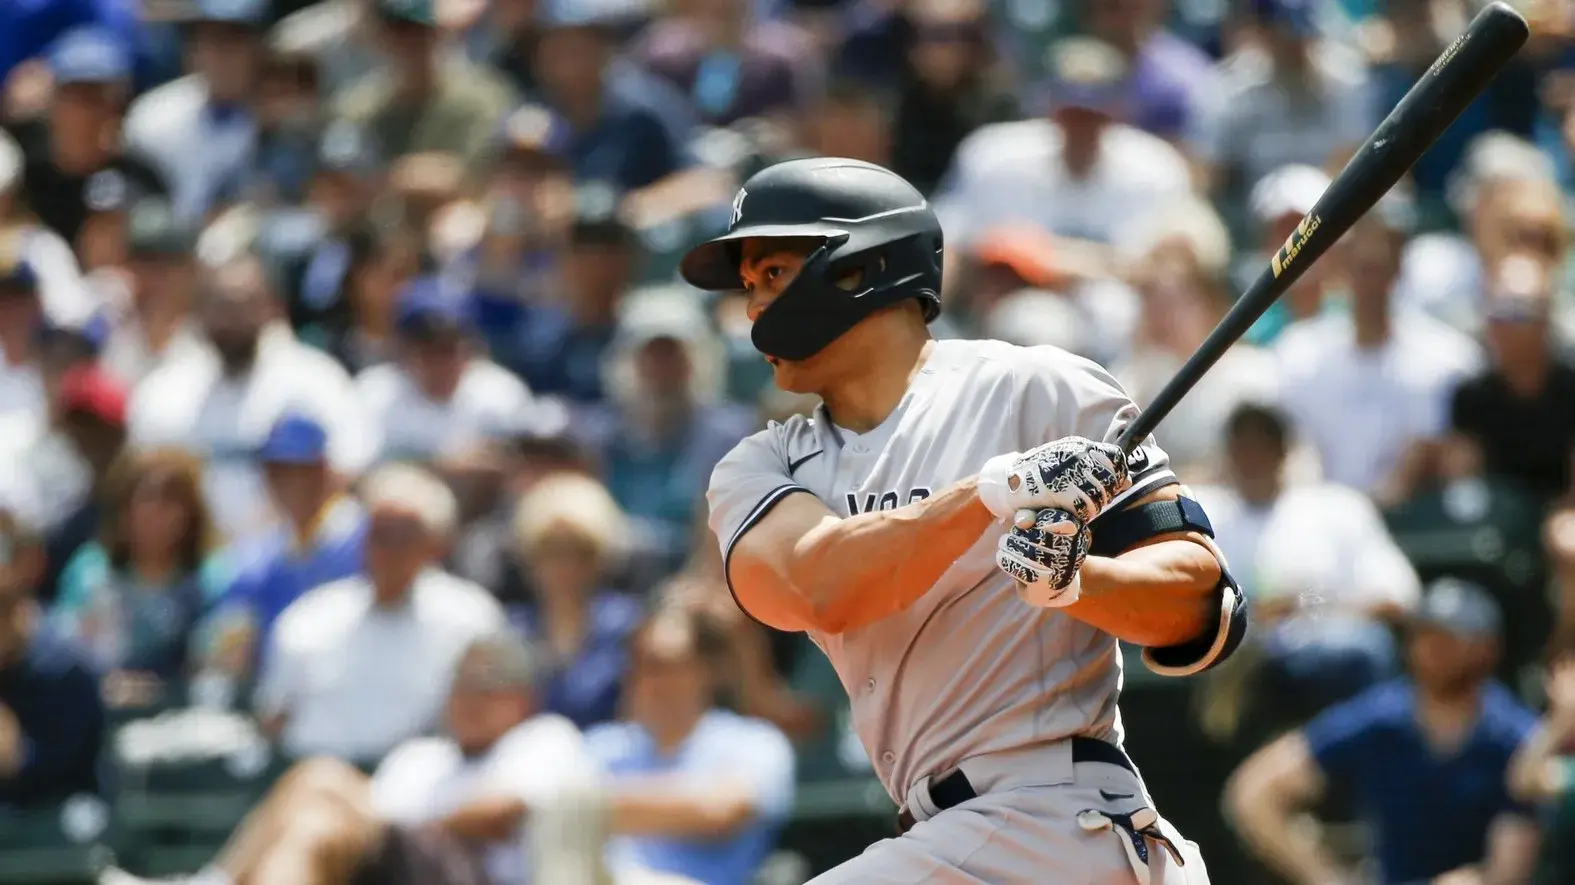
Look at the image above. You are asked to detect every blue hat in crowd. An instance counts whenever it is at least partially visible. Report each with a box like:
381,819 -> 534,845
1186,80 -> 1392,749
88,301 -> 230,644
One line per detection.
47,27 -> 133,86
395,276 -> 476,338
1039,37 -> 1129,117
537,0 -> 622,30
257,412 -> 329,465
193,0 -> 270,27
1414,578 -> 1502,640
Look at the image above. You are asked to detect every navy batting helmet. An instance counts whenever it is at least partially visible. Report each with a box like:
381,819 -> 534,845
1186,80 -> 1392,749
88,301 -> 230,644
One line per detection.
679,157 -> 943,361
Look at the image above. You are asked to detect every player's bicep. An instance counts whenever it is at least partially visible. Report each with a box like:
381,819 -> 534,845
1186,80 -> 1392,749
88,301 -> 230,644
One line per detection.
728,492 -> 838,633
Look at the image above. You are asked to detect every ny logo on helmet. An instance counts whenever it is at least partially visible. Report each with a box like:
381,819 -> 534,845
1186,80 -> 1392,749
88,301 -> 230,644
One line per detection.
730,188 -> 747,229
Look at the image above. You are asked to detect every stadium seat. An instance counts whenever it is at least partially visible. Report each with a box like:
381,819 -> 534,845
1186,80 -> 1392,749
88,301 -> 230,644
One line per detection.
0,797 -> 113,885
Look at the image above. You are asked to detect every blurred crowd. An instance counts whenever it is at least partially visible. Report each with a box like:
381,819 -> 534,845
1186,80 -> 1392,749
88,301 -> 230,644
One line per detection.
2,0 -> 1575,882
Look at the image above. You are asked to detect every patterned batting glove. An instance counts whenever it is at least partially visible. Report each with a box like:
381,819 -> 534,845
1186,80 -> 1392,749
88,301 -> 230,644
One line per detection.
977,437 -> 1132,524
995,507 -> 1091,608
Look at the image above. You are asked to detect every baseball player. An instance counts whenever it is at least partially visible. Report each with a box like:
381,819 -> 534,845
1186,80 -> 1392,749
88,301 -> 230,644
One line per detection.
686,157 -> 1248,884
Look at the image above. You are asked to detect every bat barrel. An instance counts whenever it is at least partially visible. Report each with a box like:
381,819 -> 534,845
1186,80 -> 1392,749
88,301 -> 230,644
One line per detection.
1114,0 -> 1529,454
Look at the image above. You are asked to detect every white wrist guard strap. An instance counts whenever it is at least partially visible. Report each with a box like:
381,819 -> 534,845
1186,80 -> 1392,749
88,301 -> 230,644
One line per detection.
977,451 -> 1021,522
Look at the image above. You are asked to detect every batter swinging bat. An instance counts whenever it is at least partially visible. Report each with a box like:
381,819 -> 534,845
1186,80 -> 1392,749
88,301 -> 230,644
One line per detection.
1113,0 -> 1530,454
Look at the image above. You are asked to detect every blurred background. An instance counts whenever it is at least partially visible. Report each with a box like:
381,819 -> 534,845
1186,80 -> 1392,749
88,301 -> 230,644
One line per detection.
1,0 -> 1574,882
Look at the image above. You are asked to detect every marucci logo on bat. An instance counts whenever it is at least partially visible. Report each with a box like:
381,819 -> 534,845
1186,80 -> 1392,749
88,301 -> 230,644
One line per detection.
1270,214 -> 1322,278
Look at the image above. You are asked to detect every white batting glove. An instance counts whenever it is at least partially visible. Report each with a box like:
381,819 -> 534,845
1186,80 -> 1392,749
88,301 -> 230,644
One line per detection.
996,507 -> 1090,608
977,437 -> 1132,525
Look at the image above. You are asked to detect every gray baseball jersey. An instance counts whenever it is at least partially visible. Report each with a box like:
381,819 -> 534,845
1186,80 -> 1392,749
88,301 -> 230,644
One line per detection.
708,338 -> 1176,804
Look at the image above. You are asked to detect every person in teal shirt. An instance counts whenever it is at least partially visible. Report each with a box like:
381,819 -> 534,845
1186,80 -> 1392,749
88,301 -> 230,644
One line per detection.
50,448 -> 228,705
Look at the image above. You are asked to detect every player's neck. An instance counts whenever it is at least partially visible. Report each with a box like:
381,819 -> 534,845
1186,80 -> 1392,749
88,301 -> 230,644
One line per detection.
819,331 -> 933,435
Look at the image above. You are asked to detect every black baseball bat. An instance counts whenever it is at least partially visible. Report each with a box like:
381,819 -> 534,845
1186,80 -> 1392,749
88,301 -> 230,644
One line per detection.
1113,0 -> 1529,453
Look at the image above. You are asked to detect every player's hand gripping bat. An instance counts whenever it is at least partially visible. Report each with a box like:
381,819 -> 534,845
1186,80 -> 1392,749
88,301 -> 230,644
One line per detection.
1111,0 -> 1530,455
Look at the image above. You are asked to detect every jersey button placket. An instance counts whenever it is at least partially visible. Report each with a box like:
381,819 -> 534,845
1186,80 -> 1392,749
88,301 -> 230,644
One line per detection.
880,751 -> 896,765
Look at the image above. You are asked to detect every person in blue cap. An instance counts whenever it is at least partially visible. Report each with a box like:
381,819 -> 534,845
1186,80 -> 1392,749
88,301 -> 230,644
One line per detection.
356,275 -> 535,466
18,26 -> 169,249
123,0 -> 269,222
205,410 -> 366,688
1228,578 -> 1540,885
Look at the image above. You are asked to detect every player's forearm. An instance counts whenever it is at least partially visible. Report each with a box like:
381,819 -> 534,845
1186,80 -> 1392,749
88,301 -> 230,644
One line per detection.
792,478 -> 995,633
1230,795 -> 1346,885
607,786 -> 756,838
437,795 -> 529,843
1068,538 -> 1221,647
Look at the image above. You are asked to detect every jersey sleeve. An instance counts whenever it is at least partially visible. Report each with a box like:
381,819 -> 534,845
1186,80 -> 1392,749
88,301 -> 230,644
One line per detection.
706,427 -> 810,592
1302,691 -> 1383,785
1015,346 -> 1177,507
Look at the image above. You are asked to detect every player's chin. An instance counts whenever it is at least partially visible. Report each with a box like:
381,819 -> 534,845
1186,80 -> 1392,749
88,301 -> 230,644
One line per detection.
766,356 -> 815,393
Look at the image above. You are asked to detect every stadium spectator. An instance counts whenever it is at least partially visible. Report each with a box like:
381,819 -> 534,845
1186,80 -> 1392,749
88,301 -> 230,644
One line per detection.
0,511 -> 105,809
529,0 -> 696,192
126,252 -> 373,540
358,275 -> 536,465
1393,132 -> 1562,334
1115,198 -> 1280,479
18,26 -> 169,252
0,129 -> 95,327
102,631 -> 687,885
0,253 -> 52,425
933,36 -> 1193,252
583,288 -> 753,574
509,189 -> 640,403
297,222 -> 421,375
588,605 -> 795,885
633,0 -> 821,128
1202,0 -> 1371,201
885,0 -> 1016,196
253,462 -> 505,763
207,411 -> 365,686
1192,403 -> 1418,734
1239,163 -> 1337,345
122,0 -> 268,223
52,447 -> 225,709
1227,579 -> 1539,885
507,471 -> 640,730
330,0 -> 516,180
37,362 -> 130,600
1446,254 -> 1575,502
800,81 -> 890,171
1080,0 -> 1219,148
1507,655 -> 1575,883
1274,199 -> 1482,503
100,197 -> 205,384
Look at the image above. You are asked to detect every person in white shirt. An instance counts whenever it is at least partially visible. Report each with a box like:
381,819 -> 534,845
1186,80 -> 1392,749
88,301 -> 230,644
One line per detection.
102,631 -> 696,885
99,198 -> 209,386
122,0 -> 268,222
356,275 -> 534,466
0,129 -> 97,329
127,252 -> 375,542
1274,199 -> 1482,505
931,36 -> 1192,255
254,462 -> 506,763
1191,402 -> 1419,732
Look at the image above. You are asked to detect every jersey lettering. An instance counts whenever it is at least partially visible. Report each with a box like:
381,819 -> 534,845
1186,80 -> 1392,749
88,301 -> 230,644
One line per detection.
846,487 -> 933,515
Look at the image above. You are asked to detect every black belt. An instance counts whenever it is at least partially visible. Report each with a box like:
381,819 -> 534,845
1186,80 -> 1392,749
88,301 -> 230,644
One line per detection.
896,737 -> 1137,834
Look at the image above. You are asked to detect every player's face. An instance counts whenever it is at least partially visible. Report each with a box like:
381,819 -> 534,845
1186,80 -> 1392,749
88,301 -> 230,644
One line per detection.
738,237 -> 820,390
